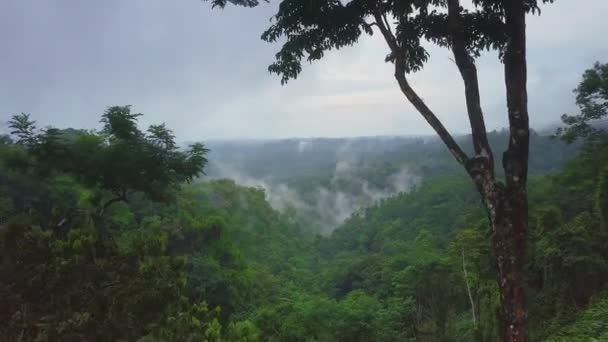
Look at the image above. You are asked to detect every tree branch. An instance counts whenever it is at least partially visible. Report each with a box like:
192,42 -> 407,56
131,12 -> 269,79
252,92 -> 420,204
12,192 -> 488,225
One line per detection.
373,12 -> 399,52
102,197 -> 125,212
447,0 -> 495,177
374,11 -> 469,166
381,12 -> 393,38
98,190 -> 129,218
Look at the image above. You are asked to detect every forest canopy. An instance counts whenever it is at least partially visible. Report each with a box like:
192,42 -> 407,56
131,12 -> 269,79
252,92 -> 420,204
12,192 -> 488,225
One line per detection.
0,0 -> 606,338
1,81 -> 607,340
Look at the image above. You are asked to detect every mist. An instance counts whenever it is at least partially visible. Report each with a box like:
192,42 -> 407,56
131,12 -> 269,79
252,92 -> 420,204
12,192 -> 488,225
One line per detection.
205,139 -> 420,233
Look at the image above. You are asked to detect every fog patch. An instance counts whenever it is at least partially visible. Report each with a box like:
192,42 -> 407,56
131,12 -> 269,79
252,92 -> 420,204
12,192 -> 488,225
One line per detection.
206,140 -> 420,234
297,140 -> 312,154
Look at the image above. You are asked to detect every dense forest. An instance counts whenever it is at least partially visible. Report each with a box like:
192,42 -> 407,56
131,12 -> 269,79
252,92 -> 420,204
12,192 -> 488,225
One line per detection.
1,93 -> 607,340
204,132 -> 579,234
2,0 -> 608,340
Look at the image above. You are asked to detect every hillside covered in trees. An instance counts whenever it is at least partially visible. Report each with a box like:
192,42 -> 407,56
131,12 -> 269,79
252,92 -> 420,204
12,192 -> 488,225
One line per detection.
1,101 -> 607,340
204,132 -> 579,234
2,0 -> 608,340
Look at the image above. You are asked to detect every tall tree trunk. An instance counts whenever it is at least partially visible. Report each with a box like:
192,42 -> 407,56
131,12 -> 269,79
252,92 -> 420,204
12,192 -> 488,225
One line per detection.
498,0 -> 530,338
489,188 -> 528,342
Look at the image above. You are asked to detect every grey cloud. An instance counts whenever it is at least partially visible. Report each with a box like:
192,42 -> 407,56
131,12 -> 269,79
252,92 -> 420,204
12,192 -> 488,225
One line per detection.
1,0 -> 607,139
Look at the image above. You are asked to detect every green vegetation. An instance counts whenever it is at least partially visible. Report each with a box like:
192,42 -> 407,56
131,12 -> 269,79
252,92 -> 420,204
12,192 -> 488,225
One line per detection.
0,109 -> 606,340
206,1 -> 562,338
1,64 -> 607,340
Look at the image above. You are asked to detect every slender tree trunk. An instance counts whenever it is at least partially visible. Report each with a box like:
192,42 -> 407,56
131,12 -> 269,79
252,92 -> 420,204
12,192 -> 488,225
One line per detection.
462,248 -> 477,327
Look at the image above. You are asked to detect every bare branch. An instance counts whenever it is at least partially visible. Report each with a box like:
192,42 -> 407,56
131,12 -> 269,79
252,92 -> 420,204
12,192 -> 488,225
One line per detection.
447,0 -> 495,176
374,10 -> 469,166
373,11 -> 399,52
381,12 -> 393,38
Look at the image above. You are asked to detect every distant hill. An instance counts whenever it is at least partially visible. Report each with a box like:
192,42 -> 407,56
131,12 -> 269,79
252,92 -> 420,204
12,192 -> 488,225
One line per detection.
203,129 -> 578,183
192,130 -> 579,233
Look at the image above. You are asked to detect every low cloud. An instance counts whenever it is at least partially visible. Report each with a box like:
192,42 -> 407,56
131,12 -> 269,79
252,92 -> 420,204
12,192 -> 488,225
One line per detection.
207,140 -> 420,233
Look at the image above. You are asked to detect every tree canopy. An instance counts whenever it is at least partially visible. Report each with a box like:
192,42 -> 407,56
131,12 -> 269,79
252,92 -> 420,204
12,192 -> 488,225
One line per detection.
205,1 -> 559,340
1,98 -> 607,340
6,106 -> 209,213
558,62 -> 608,143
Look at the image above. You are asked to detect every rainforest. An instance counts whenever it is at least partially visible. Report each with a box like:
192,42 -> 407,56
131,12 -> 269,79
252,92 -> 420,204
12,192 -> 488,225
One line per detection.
1,0 -> 608,341
1,102 -> 607,340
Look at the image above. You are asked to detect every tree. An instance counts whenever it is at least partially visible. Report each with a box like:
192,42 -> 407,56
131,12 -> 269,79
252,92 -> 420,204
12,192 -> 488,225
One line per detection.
207,0 -> 555,340
95,106 -> 194,211
558,62 -> 608,143
4,106 -> 210,219
8,113 -> 36,145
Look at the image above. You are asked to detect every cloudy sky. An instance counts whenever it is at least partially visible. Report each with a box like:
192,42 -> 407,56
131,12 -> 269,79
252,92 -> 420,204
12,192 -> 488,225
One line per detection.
1,0 -> 607,140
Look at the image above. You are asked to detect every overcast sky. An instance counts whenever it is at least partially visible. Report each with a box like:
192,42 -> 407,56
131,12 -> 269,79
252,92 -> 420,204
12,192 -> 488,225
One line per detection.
1,0 -> 607,140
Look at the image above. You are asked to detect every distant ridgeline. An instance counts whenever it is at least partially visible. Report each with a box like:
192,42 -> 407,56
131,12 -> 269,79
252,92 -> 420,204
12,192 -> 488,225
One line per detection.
199,130 -> 579,233
203,129 -> 578,181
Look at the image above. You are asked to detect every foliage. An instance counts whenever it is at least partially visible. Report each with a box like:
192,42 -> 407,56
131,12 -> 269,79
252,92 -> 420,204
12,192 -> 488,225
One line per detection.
5,106 -> 209,214
545,292 -> 608,341
1,105 -> 607,341
558,62 -> 608,143
8,113 -> 37,145
206,0 -> 555,84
